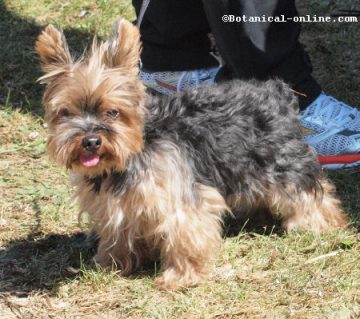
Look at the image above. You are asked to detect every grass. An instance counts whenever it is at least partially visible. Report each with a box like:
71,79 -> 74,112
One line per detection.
0,0 -> 359,318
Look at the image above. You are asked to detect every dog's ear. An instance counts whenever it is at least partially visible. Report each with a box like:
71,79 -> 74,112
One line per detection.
35,25 -> 72,81
103,19 -> 141,73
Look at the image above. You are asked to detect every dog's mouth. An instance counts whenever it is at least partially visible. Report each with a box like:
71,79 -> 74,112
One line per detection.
69,151 -> 113,170
79,154 -> 100,167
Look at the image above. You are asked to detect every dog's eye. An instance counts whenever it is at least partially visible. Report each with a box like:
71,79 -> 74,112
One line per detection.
106,109 -> 120,119
59,109 -> 71,117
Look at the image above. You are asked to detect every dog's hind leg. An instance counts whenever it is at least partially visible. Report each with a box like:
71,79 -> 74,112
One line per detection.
266,178 -> 348,233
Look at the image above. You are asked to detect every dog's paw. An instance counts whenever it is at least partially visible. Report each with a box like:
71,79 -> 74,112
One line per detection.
155,267 -> 205,291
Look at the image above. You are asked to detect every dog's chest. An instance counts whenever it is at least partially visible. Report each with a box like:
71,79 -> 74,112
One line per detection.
72,173 -> 163,235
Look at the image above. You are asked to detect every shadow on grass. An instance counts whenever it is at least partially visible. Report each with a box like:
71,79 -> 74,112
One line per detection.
224,209 -> 284,238
328,169 -> 360,230
0,232 -> 98,295
0,202 -> 357,297
0,223 -> 275,297
0,0 -> 93,114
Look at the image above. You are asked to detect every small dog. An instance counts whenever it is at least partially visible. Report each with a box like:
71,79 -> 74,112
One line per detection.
36,19 -> 348,290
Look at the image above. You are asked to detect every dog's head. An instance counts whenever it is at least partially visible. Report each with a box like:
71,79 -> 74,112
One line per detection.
36,20 -> 145,176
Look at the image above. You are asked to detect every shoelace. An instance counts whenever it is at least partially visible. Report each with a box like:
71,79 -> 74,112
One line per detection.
302,94 -> 358,127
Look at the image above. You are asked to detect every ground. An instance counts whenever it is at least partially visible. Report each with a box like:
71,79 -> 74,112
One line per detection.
0,0 -> 359,318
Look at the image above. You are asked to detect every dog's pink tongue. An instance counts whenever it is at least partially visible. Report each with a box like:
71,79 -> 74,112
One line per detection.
79,155 -> 100,167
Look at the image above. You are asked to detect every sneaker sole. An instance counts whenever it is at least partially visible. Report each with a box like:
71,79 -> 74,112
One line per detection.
318,154 -> 360,169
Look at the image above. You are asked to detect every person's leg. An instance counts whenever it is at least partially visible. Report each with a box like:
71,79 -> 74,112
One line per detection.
134,0 -> 320,108
132,0 -> 221,95
202,0 -> 320,109
134,0 -> 360,169
133,0 -> 217,71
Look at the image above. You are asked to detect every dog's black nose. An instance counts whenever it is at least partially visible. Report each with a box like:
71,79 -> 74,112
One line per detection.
82,135 -> 102,152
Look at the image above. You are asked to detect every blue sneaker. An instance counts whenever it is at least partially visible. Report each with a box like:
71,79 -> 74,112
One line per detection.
139,66 -> 221,95
301,92 -> 360,169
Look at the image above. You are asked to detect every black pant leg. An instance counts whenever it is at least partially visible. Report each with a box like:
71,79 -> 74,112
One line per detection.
202,0 -> 321,109
132,0 -> 218,71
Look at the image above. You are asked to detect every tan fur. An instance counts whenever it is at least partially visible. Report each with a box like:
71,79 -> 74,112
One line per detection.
266,178 -> 348,232
36,20 -> 145,175
102,19 -> 142,74
35,24 -> 72,76
74,141 -> 229,290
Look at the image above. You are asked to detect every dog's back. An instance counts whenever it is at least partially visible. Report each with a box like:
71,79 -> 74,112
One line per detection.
144,79 -> 321,198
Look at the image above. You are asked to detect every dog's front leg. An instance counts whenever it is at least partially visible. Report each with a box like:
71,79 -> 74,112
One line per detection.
154,184 -> 228,290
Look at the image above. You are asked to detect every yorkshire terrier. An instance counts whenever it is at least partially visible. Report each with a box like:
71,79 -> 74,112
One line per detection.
35,19 -> 348,290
